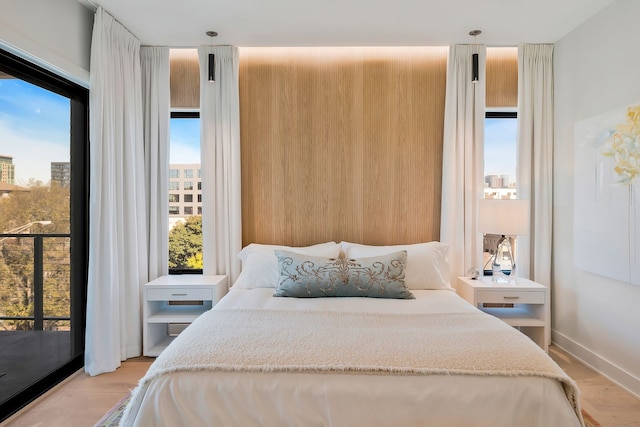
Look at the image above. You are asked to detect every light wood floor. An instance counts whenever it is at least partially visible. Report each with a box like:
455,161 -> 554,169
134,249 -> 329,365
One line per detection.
1,357 -> 153,427
3,345 -> 639,427
549,346 -> 640,427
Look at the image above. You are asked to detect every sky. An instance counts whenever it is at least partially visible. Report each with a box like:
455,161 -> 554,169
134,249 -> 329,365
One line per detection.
484,117 -> 517,178
169,118 -> 200,164
0,78 -> 70,185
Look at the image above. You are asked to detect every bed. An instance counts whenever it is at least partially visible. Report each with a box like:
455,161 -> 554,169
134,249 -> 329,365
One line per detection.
121,241 -> 584,427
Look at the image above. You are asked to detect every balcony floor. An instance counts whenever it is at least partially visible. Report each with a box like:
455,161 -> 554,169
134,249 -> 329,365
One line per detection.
0,330 -> 72,405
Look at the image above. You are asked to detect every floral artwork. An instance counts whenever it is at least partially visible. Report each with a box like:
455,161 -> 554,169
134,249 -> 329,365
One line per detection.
601,105 -> 640,186
574,102 -> 639,286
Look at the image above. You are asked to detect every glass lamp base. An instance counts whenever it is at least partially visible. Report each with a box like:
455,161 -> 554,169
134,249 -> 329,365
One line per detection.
491,266 -> 518,284
490,236 -> 517,284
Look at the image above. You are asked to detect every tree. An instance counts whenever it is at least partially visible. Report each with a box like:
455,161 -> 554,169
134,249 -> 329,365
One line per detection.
0,183 -> 71,330
168,216 -> 203,269
0,183 -> 70,234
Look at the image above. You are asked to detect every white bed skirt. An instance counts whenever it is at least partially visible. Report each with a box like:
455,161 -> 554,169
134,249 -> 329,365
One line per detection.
127,369 -> 580,427
122,289 -> 583,427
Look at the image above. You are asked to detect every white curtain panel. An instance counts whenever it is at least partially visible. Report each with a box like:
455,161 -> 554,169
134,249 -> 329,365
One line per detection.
140,47 -> 170,280
516,44 -> 554,285
85,7 -> 148,376
440,45 -> 486,278
198,46 -> 242,283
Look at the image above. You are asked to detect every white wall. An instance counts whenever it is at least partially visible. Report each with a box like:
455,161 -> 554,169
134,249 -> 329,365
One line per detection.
554,0 -> 640,397
0,0 -> 93,87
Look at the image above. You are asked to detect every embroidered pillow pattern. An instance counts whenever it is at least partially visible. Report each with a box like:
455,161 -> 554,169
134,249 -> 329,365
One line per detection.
274,250 -> 414,299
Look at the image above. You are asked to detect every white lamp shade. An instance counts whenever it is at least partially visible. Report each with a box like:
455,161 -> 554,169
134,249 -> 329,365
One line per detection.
478,199 -> 529,236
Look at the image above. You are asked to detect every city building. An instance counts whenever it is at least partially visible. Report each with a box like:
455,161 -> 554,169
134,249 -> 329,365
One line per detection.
485,174 -> 502,188
169,163 -> 202,227
51,162 -> 71,187
0,155 -> 15,185
484,174 -> 517,199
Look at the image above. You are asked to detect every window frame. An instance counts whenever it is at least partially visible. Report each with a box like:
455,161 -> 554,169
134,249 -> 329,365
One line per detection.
486,111 -> 517,120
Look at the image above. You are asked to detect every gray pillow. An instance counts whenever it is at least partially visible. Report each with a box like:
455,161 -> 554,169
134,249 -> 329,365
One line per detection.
274,249 -> 414,299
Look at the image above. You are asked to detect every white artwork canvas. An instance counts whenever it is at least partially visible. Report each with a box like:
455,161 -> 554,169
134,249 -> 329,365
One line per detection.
574,102 -> 640,286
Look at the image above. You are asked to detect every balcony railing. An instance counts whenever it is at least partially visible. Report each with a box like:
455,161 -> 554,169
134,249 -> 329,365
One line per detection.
0,233 -> 71,331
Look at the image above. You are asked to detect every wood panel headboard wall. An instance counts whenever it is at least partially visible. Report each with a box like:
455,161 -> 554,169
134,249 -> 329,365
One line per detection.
169,49 -> 200,109
239,47 -> 448,247
486,47 -> 518,108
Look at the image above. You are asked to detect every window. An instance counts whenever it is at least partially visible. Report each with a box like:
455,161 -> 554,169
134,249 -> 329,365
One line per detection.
197,169 -> 201,178
169,206 -> 180,215
197,207 -> 202,215
169,194 -> 180,203
197,194 -> 202,203
197,181 -> 202,190
169,169 -> 179,178
169,181 -> 179,190
483,111 -> 518,275
484,111 -> 517,200
169,111 -> 201,273
0,48 -> 88,420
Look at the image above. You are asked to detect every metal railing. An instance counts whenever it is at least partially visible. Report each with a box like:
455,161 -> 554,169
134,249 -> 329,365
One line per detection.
0,233 -> 71,331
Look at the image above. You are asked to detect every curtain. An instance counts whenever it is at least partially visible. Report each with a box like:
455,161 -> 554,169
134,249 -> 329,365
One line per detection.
440,45 -> 486,278
516,44 -> 554,285
198,46 -> 242,283
85,7 -> 148,376
140,47 -> 170,280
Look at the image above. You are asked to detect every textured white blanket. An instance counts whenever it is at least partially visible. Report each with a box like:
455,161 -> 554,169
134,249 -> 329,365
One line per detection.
126,307 -> 582,423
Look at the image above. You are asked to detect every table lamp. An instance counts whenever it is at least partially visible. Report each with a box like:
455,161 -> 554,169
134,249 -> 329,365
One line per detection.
478,198 -> 529,283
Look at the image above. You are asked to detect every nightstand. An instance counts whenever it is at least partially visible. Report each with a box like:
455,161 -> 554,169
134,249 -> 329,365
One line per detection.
454,276 -> 550,352
143,274 -> 228,356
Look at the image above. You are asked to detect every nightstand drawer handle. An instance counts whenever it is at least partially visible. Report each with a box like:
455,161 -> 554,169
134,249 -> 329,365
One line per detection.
171,293 -> 188,296
503,296 -> 520,300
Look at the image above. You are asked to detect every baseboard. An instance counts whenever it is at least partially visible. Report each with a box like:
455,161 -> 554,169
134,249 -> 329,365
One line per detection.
552,330 -> 640,398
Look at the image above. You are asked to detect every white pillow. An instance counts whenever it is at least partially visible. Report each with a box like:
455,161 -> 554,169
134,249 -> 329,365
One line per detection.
233,242 -> 342,289
340,241 -> 451,290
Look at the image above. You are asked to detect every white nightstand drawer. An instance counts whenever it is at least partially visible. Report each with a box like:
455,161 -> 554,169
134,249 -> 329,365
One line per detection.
476,290 -> 545,304
147,287 -> 213,301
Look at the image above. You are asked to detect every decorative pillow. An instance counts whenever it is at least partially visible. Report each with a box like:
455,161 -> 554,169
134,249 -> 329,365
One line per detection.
233,242 -> 342,289
340,241 -> 451,290
274,250 -> 414,299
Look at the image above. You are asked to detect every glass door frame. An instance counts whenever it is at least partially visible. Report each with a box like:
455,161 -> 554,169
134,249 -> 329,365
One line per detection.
0,48 -> 89,421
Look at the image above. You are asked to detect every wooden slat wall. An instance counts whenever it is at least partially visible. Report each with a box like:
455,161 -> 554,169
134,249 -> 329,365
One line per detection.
170,49 -> 199,109
239,47 -> 448,247
486,47 -> 518,108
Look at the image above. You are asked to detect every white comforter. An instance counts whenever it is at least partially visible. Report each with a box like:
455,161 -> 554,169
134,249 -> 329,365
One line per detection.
121,289 -> 584,427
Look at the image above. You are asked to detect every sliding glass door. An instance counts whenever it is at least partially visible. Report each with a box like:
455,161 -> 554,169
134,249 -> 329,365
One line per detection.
0,49 -> 88,421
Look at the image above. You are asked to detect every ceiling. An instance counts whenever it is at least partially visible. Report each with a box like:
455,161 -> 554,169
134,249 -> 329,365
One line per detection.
80,0 -> 614,47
